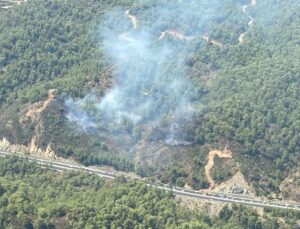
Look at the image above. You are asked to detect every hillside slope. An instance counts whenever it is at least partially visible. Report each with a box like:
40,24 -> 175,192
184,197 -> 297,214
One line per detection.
0,156 -> 299,228
0,0 -> 299,199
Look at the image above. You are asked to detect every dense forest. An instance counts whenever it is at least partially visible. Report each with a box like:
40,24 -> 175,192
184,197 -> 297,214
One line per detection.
0,0 -> 299,198
0,156 -> 299,228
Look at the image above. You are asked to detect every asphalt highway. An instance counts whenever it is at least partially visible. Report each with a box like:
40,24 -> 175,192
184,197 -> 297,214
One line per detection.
1,151 -> 299,211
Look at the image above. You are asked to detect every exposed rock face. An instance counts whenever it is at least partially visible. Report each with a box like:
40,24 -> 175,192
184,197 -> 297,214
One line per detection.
0,89 -> 60,158
0,138 -> 27,154
0,88 -> 83,164
0,137 -> 57,159
213,171 -> 256,197
0,90 -> 60,159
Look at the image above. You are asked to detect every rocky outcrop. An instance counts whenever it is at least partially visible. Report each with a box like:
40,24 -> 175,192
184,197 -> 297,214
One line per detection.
0,137 -> 57,159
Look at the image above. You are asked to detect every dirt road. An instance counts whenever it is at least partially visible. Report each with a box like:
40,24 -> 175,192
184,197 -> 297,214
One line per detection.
125,10 -> 138,30
205,149 -> 232,189
239,1 -> 256,44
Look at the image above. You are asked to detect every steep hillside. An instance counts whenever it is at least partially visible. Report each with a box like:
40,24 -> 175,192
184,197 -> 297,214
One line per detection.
0,0 -> 299,199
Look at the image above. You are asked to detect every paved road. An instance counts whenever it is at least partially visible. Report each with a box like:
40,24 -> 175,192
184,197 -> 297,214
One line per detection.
1,151 -> 300,211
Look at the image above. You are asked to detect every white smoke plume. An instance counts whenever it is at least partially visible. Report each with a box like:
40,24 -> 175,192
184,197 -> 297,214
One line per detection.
65,0 -> 223,144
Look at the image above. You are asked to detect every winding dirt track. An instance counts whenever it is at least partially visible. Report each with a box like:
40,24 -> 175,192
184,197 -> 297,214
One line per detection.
205,149 -> 232,189
118,10 -> 137,42
159,30 -> 195,41
238,0 -> 256,44
125,10 -> 138,30
158,30 -> 224,47
25,89 -> 56,120
123,0 -> 256,45
122,8 -> 223,48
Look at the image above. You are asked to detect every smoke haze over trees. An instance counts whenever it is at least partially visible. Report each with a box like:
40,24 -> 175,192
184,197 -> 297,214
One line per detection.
64,0 -> 225,144
0,0 -> 299,196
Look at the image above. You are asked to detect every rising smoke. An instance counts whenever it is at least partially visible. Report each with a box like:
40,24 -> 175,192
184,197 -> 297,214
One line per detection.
65,0 -> 222,145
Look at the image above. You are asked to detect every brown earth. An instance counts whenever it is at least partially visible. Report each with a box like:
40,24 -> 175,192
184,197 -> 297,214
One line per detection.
204,148 -> 232,189
22,89 -> 56,122
0,136 -> 78,163
0,137 -> 54,159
